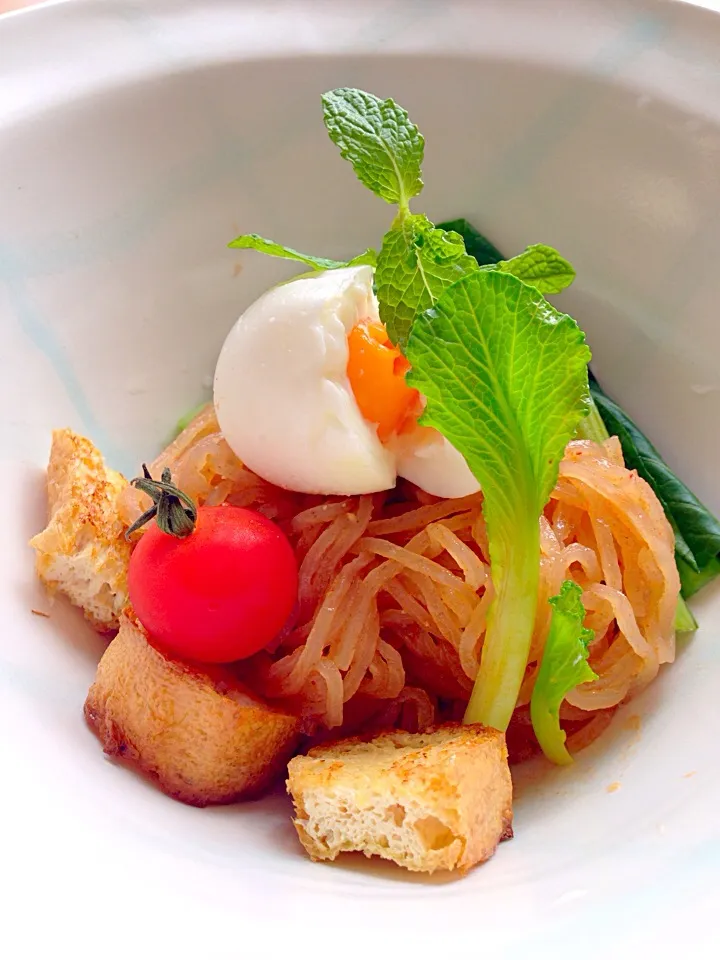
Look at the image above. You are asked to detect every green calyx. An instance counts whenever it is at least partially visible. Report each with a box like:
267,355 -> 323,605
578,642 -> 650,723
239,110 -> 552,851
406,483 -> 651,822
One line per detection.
125,465 -> 198,540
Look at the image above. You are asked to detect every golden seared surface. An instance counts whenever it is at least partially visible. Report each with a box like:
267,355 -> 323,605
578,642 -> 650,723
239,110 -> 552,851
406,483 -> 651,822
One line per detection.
30,428 -> 131,632
287,723 -> 513,874
85,614 -> 301,806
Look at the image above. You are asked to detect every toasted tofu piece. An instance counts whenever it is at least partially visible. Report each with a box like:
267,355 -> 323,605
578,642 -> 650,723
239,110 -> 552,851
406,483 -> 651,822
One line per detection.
287,724 -> 513,874
30,429 -> 130,632
85,614 -> 301,806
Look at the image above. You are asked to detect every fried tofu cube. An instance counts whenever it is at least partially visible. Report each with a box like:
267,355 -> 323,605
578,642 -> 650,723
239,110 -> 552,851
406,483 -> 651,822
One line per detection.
85,614 -> 301,806
30,429 -> 131,632
286,723 -> 513,874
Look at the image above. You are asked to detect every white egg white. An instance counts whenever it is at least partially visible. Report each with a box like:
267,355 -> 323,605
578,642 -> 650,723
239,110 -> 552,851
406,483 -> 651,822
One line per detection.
214,265 -> 480,498
390,425 -> 480,499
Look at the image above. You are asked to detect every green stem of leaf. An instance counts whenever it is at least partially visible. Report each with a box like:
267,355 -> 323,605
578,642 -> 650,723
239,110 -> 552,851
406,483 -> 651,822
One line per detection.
530,696 -> 573,765
575,395 -> 609,443
464,512 -> 540,732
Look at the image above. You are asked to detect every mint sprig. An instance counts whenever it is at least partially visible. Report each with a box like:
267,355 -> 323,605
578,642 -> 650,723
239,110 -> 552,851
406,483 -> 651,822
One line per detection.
493,243 -> 576,295
321,88 -> 424,209
228,233 -> 376,271
375,215 -> 478,348
320,89 -> 575,342
229,91 -> 574,348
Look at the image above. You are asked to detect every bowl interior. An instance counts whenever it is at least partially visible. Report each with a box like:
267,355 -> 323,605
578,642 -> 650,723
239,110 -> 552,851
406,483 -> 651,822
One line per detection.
2,1 -> 720,954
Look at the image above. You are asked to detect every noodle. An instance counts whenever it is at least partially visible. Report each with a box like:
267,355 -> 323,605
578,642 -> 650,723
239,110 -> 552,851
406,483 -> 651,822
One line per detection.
458,587 -> 493,679
427,522 -> 488,591
137,415 -> 679,757
296,496 -> 373,621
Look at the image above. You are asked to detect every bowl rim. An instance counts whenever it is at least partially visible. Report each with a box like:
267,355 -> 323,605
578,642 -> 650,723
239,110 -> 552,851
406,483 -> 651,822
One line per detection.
3,0 -> 720,131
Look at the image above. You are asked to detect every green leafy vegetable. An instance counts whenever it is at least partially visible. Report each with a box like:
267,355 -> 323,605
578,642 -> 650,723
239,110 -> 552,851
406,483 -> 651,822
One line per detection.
674,594 -> 699,632
375,215 -> 479,348
228,233 -> 376,270
406,269 -> 591,732
677,555 -> 720,601
376,224 -> 575,344
493,243 -> 576,295
530,580 -> 597,765
321,88 -> 424,209
574,391 -> 611,445
436,218 -> 505,266
590,375 -> 720,594
175,402 -> 210,437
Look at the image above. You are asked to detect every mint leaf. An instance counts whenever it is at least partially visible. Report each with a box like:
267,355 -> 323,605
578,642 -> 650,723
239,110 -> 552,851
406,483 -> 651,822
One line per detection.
437,217 -> 505,266
375,214 -> 478,347
494,243 -> 575,295
590,374 -> 720,589
530,581 -> 597,765
321,88 -> 424,209
344,249 -> 379,267
435,226 -> 573,294
406,269 -> 591,733
228,233 -> 377,271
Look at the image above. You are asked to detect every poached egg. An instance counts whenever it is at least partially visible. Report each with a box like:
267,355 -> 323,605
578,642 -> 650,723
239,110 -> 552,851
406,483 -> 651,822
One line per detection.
213,265 -> 479,498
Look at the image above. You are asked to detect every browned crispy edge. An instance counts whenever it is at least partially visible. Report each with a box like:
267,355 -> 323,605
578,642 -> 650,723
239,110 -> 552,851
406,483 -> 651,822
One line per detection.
83,696 -> 299,807
296,721 -> 514,843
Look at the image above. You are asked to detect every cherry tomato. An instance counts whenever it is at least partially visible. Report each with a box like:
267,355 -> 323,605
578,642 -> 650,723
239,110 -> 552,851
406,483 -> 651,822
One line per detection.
128,504 -> 298,663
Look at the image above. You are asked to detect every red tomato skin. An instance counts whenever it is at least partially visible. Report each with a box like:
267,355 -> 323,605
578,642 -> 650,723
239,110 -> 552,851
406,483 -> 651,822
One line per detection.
127,505 -> 298,664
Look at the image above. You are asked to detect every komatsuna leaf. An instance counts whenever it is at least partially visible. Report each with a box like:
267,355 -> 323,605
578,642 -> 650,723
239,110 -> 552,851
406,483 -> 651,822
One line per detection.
406,269 -> 591,733
228,233 -> 377,271
321,88 -> 424,209
530,580 -> 598,765
375,214 -> 478,348
677,554 -> 720,600
175,402 -> 210,437
674,589 -> 699,631
590,375 -> 720,584
494,243 -> 576,295
436,218 -> 505,266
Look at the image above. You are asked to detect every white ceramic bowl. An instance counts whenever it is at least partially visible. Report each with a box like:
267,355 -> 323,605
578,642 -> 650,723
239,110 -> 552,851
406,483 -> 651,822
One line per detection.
3,1 -> 720,956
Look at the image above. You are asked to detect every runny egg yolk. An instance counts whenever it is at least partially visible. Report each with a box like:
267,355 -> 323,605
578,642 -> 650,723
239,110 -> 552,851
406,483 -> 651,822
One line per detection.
346,319 -> 421,441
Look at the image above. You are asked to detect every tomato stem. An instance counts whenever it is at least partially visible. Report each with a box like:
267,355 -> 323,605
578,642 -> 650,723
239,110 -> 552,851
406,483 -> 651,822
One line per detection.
125,465 -> 197,540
